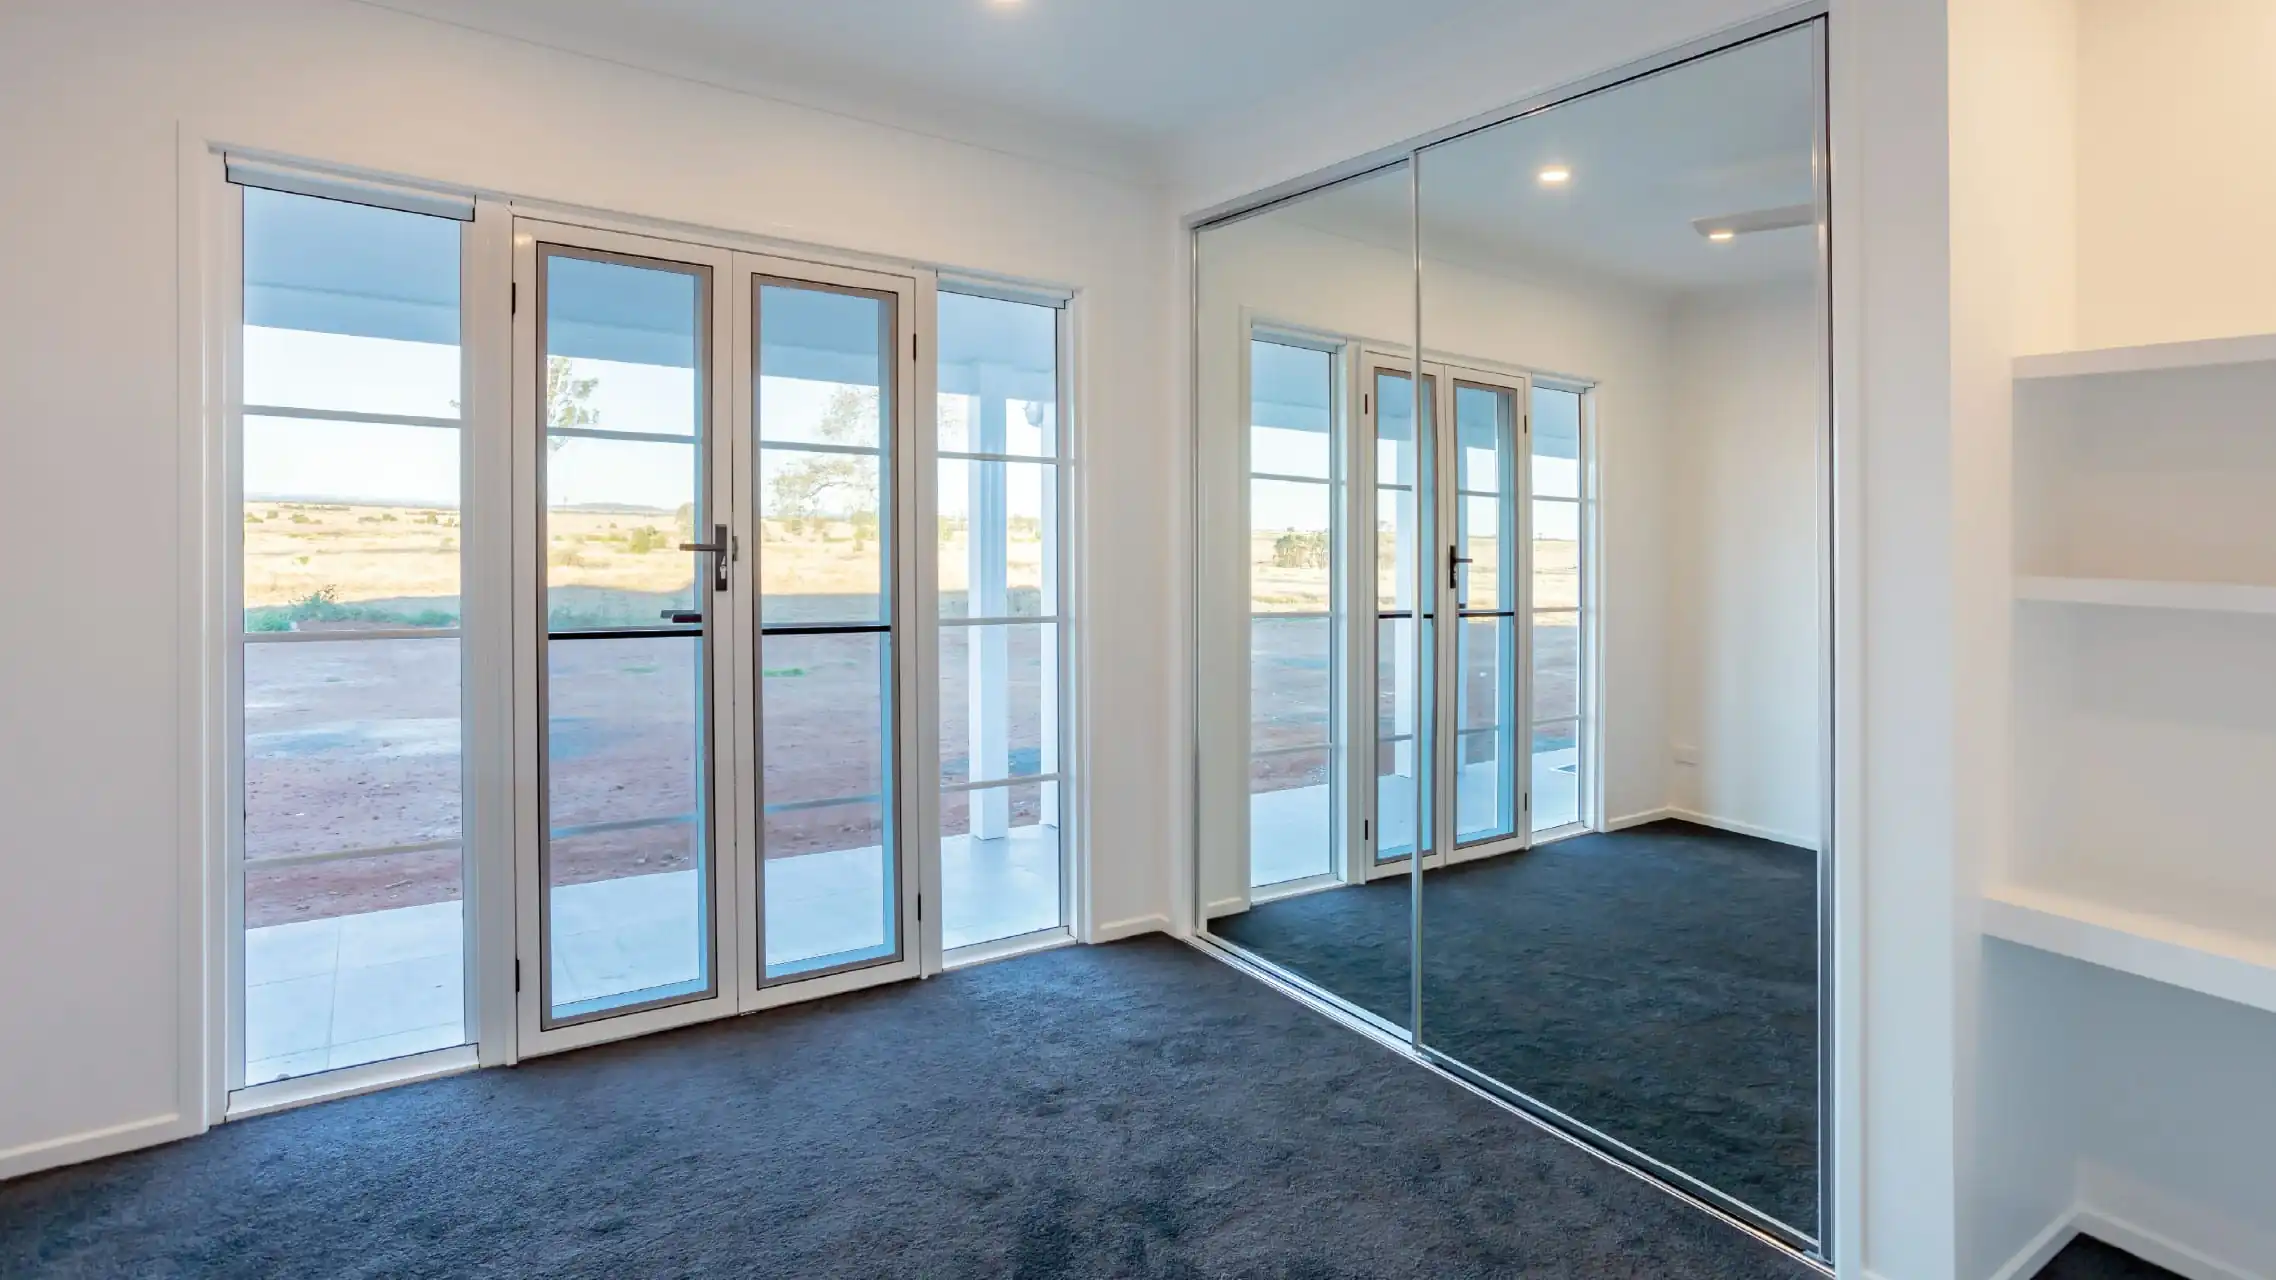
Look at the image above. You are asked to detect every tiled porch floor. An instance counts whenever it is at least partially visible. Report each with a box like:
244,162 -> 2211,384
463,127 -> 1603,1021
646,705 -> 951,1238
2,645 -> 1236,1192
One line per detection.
245,827 -> 1061,1085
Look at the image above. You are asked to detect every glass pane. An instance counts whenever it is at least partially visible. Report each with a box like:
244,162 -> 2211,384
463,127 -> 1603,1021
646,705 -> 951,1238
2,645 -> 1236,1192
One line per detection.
244,847 -> 465,1084
244,419 -> 461,631
243,187 -> 460,419
544,254 -> 700,437
1251,339 -> 1334,480
1376,480 -> 1416,613
1532,498 -> 1581,611
762,632 -> 887,805
1456,729 -> 1511,843
545,436 -> 699,630
244,638 -> 460,860
1374,370 -> 1432,613
941,782 -> 1061,947
760,632 -> 898,978
1457,617 -> 1516,844
937,458 -> 1052,619
548,827 -> 708,1016
1531,721 -> 1581,832
1373,371 -> 1431,485
545,635 -> 707,1018
764,801 -> 894,978
760,447 -> 885,626
1375,739 -> 1421,862
1249,747 -> 1332,887
1456,383 -> 1508,493
1251,615 -> 1331,754
1531,384 -> 1582,500
937,291 -> 1057,457
1251,478 -> 1332,613
1534,610 -> 1580,722
939,624 -> 1052,786
1459,617 -> 1511,733
1376,615 -> 1430,861
1460,493 -> 1506,612
758,285 -> 888,448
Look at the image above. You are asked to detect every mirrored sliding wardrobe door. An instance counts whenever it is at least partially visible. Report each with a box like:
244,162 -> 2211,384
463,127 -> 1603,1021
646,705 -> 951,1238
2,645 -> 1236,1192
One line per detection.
1413,18 -> 1829,1248
1193,161 -> 1418,1033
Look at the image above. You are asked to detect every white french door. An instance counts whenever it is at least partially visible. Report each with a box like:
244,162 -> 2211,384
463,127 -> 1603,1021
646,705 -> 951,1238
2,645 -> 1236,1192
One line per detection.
511,219 -> 923,1056
1357,352 -> 1532,883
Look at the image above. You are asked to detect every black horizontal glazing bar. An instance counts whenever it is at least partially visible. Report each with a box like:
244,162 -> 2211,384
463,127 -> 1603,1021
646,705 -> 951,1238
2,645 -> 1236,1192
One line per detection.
760,622 -> 893,636
549,627 -> 701,641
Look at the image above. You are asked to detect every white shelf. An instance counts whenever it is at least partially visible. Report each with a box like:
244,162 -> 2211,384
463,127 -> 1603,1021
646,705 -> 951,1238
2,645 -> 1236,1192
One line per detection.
2014,331 -> 2276,380
1984,882 -> 2276,1015
2014,575 -> 2276,616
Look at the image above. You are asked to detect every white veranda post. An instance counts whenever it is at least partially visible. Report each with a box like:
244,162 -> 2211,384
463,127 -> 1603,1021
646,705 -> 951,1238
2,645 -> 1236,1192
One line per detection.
967,382 -> 1010,838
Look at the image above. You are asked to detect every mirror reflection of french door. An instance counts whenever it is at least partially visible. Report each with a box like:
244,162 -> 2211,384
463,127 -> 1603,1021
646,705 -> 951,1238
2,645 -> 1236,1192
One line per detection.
1360,353 -> 1531,881
511,220 -> 921,1055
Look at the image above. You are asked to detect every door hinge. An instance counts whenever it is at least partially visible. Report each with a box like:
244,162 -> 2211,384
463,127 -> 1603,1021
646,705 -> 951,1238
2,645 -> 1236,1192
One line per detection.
1363,392 -> 1370,415
511,281 -> 518,315
514,958 -> 522,992
1363,818 -> 1371,841
912,333 -> 918,361
917,893 -> 923,921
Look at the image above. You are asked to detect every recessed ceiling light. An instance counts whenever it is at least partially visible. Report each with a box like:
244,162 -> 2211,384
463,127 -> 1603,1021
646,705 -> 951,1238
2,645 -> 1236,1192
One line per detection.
1536,165 -> 1571,186
1706,229 -> 1736,242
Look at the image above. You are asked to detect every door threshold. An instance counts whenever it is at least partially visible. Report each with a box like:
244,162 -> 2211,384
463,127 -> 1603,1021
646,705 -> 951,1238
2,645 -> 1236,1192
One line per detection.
944,926 -> 1075,971
226,1045 -> 478,1122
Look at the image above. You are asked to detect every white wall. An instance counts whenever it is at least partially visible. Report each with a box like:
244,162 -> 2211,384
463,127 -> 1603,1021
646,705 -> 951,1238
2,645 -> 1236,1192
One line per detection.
2073,0 -> 2276,349
0,0 -> 1174,1174
1666,279 -> 1824,849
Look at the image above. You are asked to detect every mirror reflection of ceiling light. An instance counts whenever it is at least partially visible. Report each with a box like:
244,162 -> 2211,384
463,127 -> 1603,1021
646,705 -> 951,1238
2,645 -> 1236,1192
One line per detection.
1691,203 -> 1815,242
1536,165 -> 1571,186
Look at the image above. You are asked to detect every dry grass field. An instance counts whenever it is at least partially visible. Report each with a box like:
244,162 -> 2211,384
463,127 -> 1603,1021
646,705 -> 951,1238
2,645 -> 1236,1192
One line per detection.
244,500 -> 1049,925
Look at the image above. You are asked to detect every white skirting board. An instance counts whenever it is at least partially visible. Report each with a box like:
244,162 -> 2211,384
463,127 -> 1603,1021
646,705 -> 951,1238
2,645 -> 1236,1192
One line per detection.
1983,1202 -> 2270,1280
0,1111 -> 200,1183
1091,914 -> 1170,943
1606,805 -> 1819,851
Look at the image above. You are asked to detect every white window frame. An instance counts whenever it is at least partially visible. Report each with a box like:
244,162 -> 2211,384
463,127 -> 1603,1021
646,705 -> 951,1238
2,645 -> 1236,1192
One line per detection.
1240,321 -> 1350,906
934,278 -> 1082,970
185,144 -> 1093,1126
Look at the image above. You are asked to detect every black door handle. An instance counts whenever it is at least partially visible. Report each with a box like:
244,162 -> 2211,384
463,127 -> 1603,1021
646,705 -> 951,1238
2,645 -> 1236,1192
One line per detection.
660,610 -> 704,626
1448,546 -> 1474,590
680,523 -> 732,592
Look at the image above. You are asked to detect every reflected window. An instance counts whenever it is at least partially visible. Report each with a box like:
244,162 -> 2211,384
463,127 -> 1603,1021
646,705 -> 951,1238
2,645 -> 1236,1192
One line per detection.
1530,385 -> 1585,832
1249,338 -> 1338,888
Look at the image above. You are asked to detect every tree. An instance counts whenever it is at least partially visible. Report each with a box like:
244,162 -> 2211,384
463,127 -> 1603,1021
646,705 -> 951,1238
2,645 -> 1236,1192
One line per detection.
768,386 -> 880,541
546,356 -> 599,453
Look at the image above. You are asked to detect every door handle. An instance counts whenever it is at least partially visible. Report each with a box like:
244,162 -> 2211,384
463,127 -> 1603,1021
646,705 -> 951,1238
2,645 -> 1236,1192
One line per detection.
680,523 -> 732,592
1448,546 -> 1473,591
660,610 -> 704,626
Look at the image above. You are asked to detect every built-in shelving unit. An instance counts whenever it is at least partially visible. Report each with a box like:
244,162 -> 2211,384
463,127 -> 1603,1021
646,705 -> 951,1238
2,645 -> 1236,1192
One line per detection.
2001,333 -> 2276,1013
2013,331 -> 2276,381
1983,882 -> 2276,1016
2015,575 -> 2276,616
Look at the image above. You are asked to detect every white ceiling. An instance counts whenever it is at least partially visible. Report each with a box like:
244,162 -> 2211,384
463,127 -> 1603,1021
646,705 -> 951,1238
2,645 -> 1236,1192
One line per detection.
1273,26 -> 1820,295
368,0 -> 1519,171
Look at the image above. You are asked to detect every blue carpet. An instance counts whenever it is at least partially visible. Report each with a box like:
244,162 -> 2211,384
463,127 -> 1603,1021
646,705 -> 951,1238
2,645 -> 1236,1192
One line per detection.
1212,820 -> 1818,1234
0,937 -> 1812,1278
